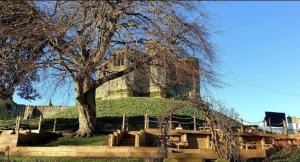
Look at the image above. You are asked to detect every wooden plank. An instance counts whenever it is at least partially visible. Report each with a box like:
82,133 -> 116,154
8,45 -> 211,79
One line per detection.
8,146 -> 161,158
5,146 -> 267,160
240,149 -> 266,159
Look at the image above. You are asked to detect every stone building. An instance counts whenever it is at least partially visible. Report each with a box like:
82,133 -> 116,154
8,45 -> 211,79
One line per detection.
96,46 -> 200,100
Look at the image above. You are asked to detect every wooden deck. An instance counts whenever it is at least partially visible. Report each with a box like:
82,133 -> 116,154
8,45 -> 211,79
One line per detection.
4,146 -> 266,160
0,128 -> 298,160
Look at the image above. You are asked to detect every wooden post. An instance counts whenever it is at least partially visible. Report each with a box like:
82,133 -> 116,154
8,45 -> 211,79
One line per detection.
135,133 -> 140,147
122,114 -> 125,131
207,135 -> 210,148
145,115 -> 149,129
193,116 -> 196,131
52,118 -> 57,133
240,119 -> 244,133
126,116 -> 129,131
15,116 -> 21,135
261,137 -> 265,150
263,119 -> 266,134
147,115 -> 149,129
144,114 -> 147,130
169,117 -> 172,130
283,119 -> 288,135
108,134 -> 115,147
38,115 -> 43,133
268,118 -> 272,134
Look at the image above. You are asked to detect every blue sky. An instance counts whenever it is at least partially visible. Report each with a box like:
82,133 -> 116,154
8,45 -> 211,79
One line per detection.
14,2 -> 300,123
203,2 -> 300,123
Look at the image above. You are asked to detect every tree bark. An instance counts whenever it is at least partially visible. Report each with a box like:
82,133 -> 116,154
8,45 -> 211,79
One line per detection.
75,80 -> 96,137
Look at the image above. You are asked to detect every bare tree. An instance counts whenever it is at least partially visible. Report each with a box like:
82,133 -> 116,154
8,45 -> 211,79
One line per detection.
191,98 -> 241,161
0,35 -> 44,100
156,98 -> 240,162
0,1 -> 50,101
0,1 -> 217,136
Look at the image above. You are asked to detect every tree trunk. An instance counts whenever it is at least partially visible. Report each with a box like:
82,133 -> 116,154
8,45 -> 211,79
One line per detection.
75,80 -> 97,137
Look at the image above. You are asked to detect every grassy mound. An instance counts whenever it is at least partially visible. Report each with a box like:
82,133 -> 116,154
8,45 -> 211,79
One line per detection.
0,98 -> 206,133
50,97 -> 204,119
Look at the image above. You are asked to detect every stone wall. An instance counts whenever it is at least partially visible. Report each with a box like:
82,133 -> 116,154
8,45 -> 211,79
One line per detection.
23,105 -> 72,119
96,73 -> 133,100
0,98 -> 71,120
95,49 -> 200,100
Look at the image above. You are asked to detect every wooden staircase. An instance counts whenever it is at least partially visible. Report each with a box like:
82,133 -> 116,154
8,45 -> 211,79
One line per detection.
119,133 -> 135,146
108,130 -> 146,147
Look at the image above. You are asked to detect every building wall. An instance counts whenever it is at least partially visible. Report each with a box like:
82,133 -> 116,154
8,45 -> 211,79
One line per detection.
0,98 -> 71,120
23,105 -> 72,119
95,48 -> 200,100
95,73 -> 133,100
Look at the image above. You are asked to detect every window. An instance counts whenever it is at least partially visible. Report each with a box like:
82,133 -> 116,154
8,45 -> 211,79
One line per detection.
120,56 -> 124,66
113,57 -> 118,66
113,56 -> 124,67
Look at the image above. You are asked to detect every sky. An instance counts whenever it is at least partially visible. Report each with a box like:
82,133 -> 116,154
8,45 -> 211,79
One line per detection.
203,2 -> 300,123
14,2 -> 300,123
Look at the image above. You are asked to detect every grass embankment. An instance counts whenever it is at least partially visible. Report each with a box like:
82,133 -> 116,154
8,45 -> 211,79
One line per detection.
0,97 -> 204,146
50,97 -> 203,118
1,98 -> 203,131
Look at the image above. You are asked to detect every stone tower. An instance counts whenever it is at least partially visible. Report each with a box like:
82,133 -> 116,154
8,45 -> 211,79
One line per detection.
95,45 -> 200,100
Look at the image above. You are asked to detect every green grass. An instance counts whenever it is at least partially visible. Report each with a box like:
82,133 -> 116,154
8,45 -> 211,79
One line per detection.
42,135 -> 108,146
0,118 -> 40,130
0,98 -> 206,132
0,154 -> 143,162
50,97 -> 204,119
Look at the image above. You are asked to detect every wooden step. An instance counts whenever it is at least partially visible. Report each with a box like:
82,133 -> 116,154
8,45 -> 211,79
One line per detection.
119,134 -> 135,146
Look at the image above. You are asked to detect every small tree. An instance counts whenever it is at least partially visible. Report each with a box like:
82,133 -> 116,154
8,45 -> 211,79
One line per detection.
191,98 -> 241,161
157,98 -> 240,162
1,1 -> 217,136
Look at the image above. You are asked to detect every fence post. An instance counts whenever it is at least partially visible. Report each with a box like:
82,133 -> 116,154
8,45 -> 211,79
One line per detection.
268,118 -> 272,134
283,119 -> 288,135
53,118 -> 57,133
240,119 -> 244,133
169,116 -> 172,130
122,114 -> 125,131
144,114 -> 148,130
38,115 -> 43,133
193,116 -> 196,131
263,119 -> 266,134
147,115 -> 149,129
126,116 -> 129,131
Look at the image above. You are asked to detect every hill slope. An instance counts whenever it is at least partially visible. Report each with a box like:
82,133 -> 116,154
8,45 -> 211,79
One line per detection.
50,97 -> 204,119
